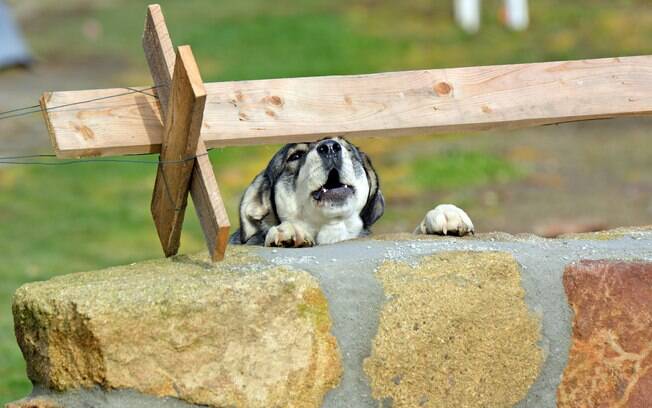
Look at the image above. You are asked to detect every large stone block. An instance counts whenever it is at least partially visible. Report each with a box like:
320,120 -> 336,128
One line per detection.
12,249 -> 342,408
364,252 -> 543,407
559,260 -> 652,407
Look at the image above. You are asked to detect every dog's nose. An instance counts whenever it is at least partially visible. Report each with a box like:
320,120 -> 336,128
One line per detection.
317,140 -> 342,157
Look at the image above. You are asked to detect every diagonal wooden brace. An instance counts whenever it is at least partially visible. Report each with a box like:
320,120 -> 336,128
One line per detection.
150,45 -> 204,256
145,4 -> 230,261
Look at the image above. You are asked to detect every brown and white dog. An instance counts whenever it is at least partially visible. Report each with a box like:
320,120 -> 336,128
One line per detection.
230,137 -> 474,247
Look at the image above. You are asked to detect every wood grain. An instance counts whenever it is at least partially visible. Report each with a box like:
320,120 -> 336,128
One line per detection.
42,55 -> 652,158
191,147 -> 231,261
143,4 -> 175,115
144,4 -> 230,262
151,45 -> 206,257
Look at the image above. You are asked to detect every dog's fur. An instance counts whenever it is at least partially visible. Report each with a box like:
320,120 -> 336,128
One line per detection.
230,137 -> 473,247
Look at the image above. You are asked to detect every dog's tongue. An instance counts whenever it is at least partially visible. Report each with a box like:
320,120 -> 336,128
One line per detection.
312,186 -> 351,201
312,169 -> 353,202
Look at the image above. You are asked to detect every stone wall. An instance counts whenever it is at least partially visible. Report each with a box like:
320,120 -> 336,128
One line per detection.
8,228 -> 652,408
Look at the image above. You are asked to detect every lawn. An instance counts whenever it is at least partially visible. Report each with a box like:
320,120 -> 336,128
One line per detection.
2,0 -> 652,402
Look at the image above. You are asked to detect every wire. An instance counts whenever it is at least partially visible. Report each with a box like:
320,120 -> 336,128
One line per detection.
0,85 -> 204,212
0,108 -> 43,120
0,104 -> 41,116
43,86 -> 160,112
0,85 -> 162,121
0,154 -> 55,160
0,152 -> 209,166
125,87 -> 159,98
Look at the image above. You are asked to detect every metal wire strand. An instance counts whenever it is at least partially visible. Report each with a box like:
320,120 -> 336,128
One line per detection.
0,84 -> 200,212
0,85 -> 162,121
0,104 -> 41,116
0,152 -> 209,166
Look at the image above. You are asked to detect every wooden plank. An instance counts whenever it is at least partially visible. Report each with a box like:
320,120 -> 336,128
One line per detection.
143,3 -> 174,115
43,55 -> 652,158
151,45 -> 206,257
143,3 -> 230,261
191,144 -> 231,261
41,87 -> 163,157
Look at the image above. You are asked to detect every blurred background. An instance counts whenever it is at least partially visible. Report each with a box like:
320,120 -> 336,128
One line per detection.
1,0 -> 652,401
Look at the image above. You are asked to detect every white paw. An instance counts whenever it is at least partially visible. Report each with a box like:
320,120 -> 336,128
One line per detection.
265,222 -> 315,248
415,204 -> 474,236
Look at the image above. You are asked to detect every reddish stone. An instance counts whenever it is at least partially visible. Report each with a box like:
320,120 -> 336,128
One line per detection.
558,260 -> 652,408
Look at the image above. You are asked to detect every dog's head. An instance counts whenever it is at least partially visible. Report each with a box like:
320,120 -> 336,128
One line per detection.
234,137 -> 384,244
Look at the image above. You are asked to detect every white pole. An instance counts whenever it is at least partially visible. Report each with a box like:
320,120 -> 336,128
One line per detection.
454,0 -> 481,34
504,0 -> 529,31
0,1 -> 32,68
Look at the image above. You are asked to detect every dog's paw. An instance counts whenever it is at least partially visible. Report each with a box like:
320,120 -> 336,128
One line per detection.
415,204 -> 474,236
265,222 -> 315,248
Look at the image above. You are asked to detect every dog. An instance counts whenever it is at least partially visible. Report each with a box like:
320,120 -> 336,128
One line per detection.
230,137 -> 474,247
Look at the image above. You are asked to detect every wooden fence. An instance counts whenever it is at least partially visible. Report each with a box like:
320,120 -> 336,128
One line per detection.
40,4 -> 652,261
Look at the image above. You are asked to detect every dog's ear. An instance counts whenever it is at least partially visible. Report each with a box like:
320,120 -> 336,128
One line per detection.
237,172 -> 276,244
235,145 -> 293,244
359,151 -> 385,229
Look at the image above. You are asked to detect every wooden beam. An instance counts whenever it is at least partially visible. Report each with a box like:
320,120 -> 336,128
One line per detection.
143,3 -> 230,261
143,4 -> 174,115
43,55 -> 652,158
151,45 -> 206,257
191,156 -> 231,260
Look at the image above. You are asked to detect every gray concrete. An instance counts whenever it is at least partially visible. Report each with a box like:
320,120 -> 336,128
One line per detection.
267,243 -> 387,407
260,232 -> 652,408
18,385 -> 204,408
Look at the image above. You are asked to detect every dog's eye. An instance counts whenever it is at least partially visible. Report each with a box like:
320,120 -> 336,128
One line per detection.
287,151 -> 305,162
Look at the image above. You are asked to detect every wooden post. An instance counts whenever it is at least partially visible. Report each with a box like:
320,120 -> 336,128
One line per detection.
454,0 -> 481,33
143,5 -> 175,109
144,4 -> 230,261
150,45 -> 205,256
503,0 -> 529,31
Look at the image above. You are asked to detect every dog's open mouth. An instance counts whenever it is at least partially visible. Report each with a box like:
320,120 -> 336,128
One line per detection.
311,169 -> 354,202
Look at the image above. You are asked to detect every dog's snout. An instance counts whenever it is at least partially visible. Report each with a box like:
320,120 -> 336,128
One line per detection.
317,140 -> 341,157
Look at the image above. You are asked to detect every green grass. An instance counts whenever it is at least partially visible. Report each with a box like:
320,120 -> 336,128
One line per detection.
410,151 -> 524,190
22,0 -> 652,81
3,0 -> 652,402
